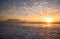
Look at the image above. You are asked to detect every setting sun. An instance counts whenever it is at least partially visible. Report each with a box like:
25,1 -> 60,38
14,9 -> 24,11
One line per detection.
45,17 -> 53,23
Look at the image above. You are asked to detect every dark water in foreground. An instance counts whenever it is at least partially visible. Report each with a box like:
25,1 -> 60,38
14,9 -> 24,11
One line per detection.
0,23 -> 60,39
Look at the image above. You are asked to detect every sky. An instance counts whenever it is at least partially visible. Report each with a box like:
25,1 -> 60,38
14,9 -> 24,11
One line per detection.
0,0 -> 60,22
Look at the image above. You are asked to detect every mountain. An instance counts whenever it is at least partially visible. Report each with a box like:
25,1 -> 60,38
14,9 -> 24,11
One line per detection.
4,19 -> 22,23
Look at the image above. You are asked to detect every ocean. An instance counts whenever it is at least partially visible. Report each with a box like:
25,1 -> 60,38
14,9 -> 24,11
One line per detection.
0,22 -> 60,39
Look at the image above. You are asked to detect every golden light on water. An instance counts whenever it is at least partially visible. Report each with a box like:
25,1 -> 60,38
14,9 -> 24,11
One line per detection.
41,17 -> 54,27
42,24 -> 51,27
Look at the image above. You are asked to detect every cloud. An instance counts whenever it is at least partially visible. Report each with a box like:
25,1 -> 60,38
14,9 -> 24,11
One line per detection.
0,0 -> 60,19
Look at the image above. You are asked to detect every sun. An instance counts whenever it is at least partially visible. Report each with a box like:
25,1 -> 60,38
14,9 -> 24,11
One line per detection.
45,17 -> 53,23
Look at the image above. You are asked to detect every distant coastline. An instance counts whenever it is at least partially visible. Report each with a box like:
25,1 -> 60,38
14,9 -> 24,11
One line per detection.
0,19 -> 60,24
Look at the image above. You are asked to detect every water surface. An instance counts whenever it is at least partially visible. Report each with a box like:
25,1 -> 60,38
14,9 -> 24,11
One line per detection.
0,22 -> 60,39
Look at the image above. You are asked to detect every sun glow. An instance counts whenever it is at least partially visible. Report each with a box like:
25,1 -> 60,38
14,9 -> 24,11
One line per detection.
45,17 -> 53,23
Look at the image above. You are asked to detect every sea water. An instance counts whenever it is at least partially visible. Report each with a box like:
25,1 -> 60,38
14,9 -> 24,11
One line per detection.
0,22 -> 60,39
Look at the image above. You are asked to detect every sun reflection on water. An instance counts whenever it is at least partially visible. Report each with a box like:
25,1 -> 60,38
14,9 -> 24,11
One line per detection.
41,23 -> 52,28
20,22 -> 60,28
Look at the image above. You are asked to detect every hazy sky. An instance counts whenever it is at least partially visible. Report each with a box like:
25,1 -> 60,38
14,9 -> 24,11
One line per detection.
0,0 -> 60,22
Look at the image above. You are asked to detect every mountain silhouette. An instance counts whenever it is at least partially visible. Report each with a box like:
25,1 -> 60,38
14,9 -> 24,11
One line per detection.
4,19 -> 22,23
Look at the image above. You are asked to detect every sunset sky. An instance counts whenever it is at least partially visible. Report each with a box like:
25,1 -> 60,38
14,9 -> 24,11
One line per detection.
0,0 -> 60,22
